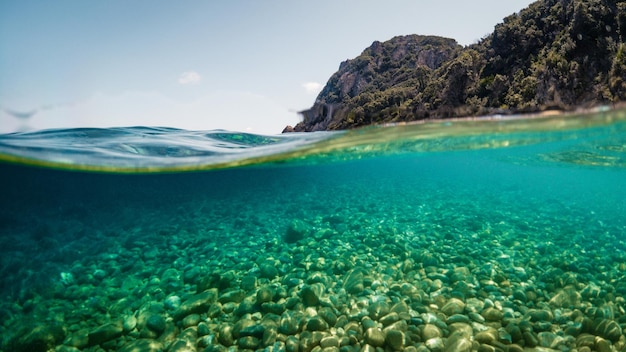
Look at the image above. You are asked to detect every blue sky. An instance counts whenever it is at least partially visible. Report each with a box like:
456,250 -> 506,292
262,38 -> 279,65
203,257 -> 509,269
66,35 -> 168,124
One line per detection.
0,0 -> 535,135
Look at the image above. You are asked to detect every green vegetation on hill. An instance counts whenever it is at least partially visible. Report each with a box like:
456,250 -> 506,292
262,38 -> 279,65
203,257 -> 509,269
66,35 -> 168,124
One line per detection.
287,0 -> 626,132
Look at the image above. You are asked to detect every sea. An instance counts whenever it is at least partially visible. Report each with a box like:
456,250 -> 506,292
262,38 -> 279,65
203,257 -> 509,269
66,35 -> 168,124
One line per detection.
0,107 -> 625,352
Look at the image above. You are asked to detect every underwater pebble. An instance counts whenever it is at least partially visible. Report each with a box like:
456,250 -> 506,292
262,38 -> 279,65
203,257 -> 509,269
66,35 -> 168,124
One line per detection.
259,263 -> 279,279
146,315 -> 166,334
279,311 -> 302,335
593,319 -> 622,342
262,328 -> 277,346
197,322 -> 211,336
481,307 -> 503,322
123,315 -> 137,332
446,314 -> 470,324
344,268 -> 365,294
318,307 -> 338,327
441,298 -> 466,316
305,316 -> 329,332
468,312 -> 485,323
425,337 -> 445,351
88,323 -> 123,346
368,301 -> 390,320
301,283 -> 324,306
422,324 -> 442,340
172,289 -> 217,320
523,331 -> 540,347
537,331 -> 563,349
256,286 -> 274,303
385,329 -> 404,350
445,331 -> 472,352
218,289 -> 245,304
180,314 -> 200,329
549,287 -> 581,308
596,337 -> 612,352
320,335 -> 340,348
448,322 -> 473,338
6,323 -> 67,352
474,329 -> 498,344
118,339 -> 164,352
218,324 -> 234,346
232,318 -> 257,339
241,275 -> 257,291
380,311 -> 400,326
238,336 -> 260,349
365,327 -> 386,347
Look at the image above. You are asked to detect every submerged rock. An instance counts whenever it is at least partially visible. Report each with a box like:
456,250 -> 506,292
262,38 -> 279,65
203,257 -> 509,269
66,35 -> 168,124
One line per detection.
318,306 -> 338,326
279,311 -> 303,335
145,314 -> 166,336
580,283 -> 602,300
6,323 -> 67,352
172,289 -> 218,320
527,309 -> 554,322
256,286 -> 274,303
481,307 -> 503,322
320,335 -> 340,348
446,314 -> 470,324
232,318 -> 257,339
238,336 -> 260,349
365,327 -> 386,347
422,324 -> 442,340
180,314 -> 200,329
549,286 -> 581,308
385,329 -> 405,350
425,337 -> 445,351
344,267 -> 366,294
218,324 -> 235,346
380,312 -> 400,326
119,339 -> 164,352
300,283 -> 324,306
441,298 -> 466,316
88,323 -> 123,346
218,289 -> 246,304
368,301 -> 390,320
474,329 -> 498,344
593,319 -> 622,343
241,275 -> 257,291
284,220 -> 309,243
305,316 -> 329,331
259,262 -> 279,279
164,295 -> 181,310
444,331 -> 472,352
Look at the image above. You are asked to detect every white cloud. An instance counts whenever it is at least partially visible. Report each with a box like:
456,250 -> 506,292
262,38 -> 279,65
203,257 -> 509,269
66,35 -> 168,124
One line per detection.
178,71 -> 202,85
302,82 -> 323,94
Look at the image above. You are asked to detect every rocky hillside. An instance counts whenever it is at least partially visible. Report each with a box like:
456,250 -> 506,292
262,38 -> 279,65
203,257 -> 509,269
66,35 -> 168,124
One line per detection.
286,0 -> 626,132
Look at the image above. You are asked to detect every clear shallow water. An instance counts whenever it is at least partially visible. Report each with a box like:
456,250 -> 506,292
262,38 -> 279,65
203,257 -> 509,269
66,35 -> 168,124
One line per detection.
1,108 -> 626,351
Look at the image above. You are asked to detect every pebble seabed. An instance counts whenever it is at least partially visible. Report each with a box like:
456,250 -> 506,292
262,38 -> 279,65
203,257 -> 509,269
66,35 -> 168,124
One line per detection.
1,170 -> 626,352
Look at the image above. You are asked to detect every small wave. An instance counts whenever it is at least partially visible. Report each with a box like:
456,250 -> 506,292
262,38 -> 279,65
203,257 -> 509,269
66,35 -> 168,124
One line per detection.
0,127 -> 340,172
0,107 -> 625,172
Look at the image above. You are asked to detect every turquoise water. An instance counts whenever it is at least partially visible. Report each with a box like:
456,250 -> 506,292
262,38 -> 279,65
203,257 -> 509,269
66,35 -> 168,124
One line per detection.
1,109 -> 626,351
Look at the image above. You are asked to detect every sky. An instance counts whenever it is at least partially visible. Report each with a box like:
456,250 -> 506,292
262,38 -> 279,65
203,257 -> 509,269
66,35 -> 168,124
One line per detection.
0,0 -> 535,135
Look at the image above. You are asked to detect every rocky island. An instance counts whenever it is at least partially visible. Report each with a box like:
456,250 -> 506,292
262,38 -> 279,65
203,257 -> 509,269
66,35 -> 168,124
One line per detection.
285,0 -> 626,132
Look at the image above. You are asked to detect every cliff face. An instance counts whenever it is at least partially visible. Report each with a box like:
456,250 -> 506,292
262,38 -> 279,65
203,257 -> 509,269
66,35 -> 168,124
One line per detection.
286,0 -> 626,132
286,35 -> 461,132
